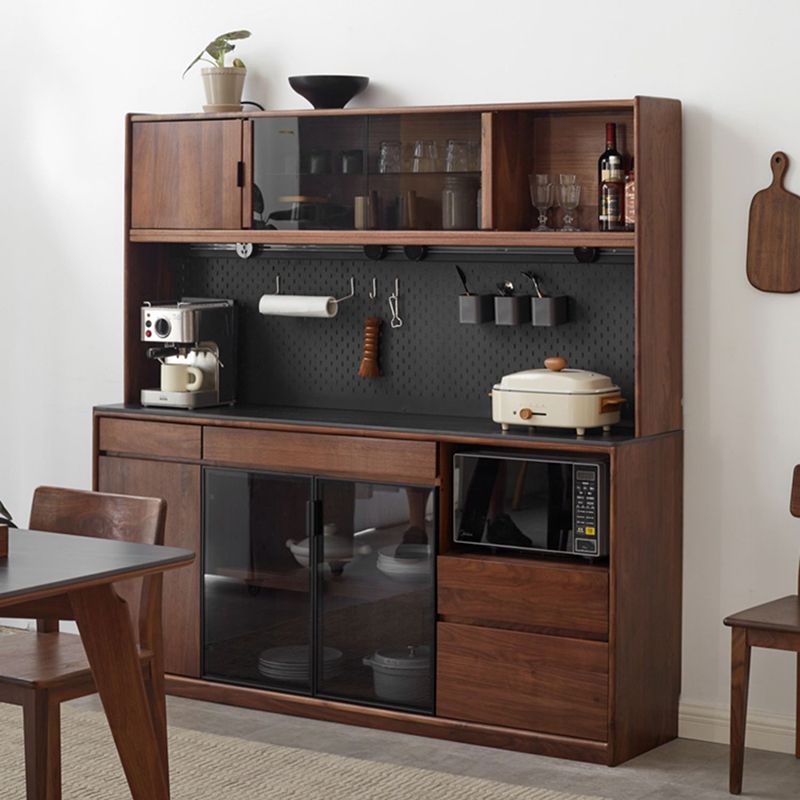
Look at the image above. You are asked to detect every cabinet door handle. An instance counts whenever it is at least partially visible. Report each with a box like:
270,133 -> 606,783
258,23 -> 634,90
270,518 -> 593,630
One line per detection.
236,161 -> 245,187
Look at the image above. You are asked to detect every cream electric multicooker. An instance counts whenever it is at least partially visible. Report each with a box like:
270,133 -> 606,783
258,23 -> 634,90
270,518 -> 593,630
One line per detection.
491,356 -> 625,436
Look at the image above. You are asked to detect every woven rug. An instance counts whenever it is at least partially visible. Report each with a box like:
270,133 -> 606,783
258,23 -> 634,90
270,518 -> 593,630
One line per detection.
0,702 -> 606,800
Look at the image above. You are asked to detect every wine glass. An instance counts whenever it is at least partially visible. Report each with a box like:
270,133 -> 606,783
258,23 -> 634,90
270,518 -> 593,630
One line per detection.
528,174 -> 554,231
559,173 -> 577,185
558,183 -> 581,231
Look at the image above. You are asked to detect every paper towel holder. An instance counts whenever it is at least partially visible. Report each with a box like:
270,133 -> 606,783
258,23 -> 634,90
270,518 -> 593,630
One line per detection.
263,274 -> 354,304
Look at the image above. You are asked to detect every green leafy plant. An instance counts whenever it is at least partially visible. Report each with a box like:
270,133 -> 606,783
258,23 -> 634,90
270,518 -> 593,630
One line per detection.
183,30 -> 251,78
0,499 -> 14,528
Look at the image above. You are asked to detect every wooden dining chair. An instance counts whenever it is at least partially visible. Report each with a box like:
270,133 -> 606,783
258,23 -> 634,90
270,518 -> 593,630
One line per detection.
0,486 -> 167,800
723,465 -> 800,794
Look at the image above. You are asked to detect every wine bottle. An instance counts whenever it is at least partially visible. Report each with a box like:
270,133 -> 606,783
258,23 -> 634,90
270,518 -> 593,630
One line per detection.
598,123 -> 624,231
624,159 -> 636,231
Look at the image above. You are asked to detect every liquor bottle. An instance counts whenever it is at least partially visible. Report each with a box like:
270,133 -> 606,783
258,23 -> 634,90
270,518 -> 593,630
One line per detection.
624,160 -> 636,231
598,123 -> 624,231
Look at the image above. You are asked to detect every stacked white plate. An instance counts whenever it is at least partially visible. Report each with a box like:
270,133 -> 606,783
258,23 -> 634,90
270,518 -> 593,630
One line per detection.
257,645 -> 343,683
376,545 -> 431,583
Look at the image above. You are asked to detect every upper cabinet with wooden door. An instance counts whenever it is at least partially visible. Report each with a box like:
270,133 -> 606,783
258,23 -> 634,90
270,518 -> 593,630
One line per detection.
129,118 -> 247,229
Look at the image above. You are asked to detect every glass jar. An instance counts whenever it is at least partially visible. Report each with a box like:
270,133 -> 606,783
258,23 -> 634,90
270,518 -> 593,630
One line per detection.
442,176 -> 478,230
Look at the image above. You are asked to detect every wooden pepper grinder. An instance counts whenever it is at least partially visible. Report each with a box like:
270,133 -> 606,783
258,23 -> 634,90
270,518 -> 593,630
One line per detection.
358,317 -> 382,378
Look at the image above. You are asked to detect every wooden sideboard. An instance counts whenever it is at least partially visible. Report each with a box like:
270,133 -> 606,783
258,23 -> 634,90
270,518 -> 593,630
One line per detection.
94,95 -> 683,765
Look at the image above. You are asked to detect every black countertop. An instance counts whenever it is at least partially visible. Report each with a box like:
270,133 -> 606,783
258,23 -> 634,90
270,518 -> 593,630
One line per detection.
95,403 -> 636,449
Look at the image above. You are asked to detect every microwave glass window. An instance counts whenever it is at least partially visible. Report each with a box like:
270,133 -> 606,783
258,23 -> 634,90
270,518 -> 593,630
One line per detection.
455,456 -> 573,552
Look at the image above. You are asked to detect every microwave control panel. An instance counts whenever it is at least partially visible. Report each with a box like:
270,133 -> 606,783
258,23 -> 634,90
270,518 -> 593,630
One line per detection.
573,466 -> 600,555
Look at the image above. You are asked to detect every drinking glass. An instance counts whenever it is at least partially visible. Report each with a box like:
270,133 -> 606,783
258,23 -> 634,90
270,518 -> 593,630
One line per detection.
559,173 -> 577,185
528,174 -> 554,231
558,183 -> 581,231
412,140 -> 439,173
378,141 -> 402,174
445,140 -> 470,173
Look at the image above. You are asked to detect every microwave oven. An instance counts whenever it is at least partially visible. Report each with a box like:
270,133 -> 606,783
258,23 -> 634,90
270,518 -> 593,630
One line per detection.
453,452 -> 608,558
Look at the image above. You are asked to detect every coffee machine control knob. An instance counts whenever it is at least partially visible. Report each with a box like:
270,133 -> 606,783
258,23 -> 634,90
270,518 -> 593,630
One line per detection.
154,318 -> 172,338
519,407 -> 534,420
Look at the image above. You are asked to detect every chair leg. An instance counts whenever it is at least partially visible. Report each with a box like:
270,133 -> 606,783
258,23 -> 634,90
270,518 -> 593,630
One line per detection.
730,627 -> 751,795
22,690 -> 61,800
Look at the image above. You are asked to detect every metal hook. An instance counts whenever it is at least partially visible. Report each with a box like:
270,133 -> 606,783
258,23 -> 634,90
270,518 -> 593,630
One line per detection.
369,277 -> 377,300
388,278 -> 403,329
334,276 -> 356,304
273,275 -> 281,295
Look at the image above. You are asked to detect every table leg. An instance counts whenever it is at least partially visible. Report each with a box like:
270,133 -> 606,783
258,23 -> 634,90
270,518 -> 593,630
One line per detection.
69,584 -> 170,800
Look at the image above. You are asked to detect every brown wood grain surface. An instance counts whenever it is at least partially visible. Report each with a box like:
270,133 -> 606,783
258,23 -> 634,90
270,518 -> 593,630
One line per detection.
130,120 -> 243,229
129,228 -> 635,247
634,96 -> 683,437
98,418 -> 202,460
724,595 -> 800,635
129,99 -> 637,123
436,622 -> 609,741
97,456 -> 202,677
747,152 -> 800,293
165,674 -> 611,764
438,553 -> 609,638
609,432 -> 683,764
203,426 -> 438,485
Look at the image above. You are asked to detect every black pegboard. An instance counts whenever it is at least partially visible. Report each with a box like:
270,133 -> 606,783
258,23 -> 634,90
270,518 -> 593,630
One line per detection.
178,251 -> 634,420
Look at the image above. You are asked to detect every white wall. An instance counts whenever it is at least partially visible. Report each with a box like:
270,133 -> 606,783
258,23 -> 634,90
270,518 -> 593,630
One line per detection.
3,0 -> 800,746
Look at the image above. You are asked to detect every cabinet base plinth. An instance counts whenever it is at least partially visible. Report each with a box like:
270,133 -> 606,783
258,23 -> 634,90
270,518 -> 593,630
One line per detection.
165,674 -> 615,764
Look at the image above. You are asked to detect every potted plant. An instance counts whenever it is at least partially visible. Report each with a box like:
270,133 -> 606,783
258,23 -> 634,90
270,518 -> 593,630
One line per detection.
183,30 -> 251,112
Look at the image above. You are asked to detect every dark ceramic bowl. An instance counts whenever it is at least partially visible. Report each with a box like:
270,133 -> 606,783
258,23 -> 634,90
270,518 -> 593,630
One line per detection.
288,75 -> 369,109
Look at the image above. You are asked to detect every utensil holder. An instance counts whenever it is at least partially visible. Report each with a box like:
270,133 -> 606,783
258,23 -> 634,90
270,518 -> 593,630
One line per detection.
494,296 -> 531,326
531,295 -> 569,327
459,295 -> 494,324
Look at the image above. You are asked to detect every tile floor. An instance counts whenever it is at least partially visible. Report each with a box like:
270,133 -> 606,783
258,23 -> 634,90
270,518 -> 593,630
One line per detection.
70,695 -> 800,799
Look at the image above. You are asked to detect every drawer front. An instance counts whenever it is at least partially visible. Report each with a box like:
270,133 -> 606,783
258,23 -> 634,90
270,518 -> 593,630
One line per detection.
203,427 -> 438,485
98,418 -> 201,460
438,555 -> 608,638
436,622 -> 609,741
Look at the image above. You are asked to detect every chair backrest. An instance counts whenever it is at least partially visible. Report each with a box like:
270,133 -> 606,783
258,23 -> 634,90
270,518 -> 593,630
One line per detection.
792,466 -> 800,518
29,486 -> 167,645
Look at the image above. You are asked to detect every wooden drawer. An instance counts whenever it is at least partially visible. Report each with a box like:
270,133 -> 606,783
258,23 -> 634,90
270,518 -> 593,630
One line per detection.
203,427 -> 438,485
436,622 -> 608,741
438,554 -> 608,638
98,418 -> 201,460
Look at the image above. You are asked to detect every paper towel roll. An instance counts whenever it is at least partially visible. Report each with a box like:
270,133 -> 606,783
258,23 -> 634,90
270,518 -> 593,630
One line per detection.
258,295 -> 339,318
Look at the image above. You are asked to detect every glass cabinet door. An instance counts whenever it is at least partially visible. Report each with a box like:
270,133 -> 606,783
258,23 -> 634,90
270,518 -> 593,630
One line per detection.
252,113 -> 482,232
203,468 -> 314,693
315,479 -> 436,713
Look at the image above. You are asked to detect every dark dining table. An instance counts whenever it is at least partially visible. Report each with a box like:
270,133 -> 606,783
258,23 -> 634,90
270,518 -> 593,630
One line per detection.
0,528 -> 194,799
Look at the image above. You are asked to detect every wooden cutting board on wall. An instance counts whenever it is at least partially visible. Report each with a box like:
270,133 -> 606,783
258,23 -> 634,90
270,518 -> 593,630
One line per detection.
747,151 -> 800,293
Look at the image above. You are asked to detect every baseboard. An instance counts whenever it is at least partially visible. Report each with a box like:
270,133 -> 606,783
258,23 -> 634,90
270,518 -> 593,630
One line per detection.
680,702 -> 796,755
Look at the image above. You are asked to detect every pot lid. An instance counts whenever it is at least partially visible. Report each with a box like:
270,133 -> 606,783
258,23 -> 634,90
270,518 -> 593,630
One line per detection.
287,523 -> 354,559
496,357 -> 619,395
370,645 -> 430,670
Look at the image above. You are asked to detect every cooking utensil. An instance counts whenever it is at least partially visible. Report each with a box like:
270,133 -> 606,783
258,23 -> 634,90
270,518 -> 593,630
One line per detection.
521,271 -> 544,298
490,356 -> 626,435
362,645 -> 431,706
747,151 -> 800,292
455,265 -> 471,295
358,317 -> 382,378
496,281 -> 515,296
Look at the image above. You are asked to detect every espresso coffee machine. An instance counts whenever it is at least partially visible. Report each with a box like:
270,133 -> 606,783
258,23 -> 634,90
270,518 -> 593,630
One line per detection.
140,299 -> 236,409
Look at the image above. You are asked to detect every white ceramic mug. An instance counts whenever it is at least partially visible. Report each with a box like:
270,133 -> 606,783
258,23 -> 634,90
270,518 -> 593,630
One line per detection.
160,364 -> 204,393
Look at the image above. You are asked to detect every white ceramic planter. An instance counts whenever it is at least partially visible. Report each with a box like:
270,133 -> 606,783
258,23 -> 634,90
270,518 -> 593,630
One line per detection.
201,67 -> 246,111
